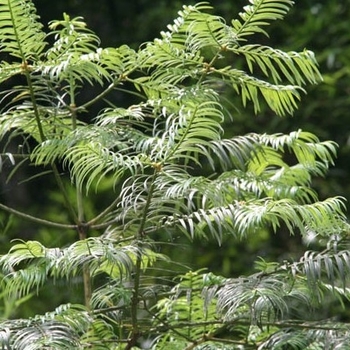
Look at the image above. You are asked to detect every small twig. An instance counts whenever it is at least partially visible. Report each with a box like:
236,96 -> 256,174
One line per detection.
87,197 -> 120,226
79,80 -> 118,111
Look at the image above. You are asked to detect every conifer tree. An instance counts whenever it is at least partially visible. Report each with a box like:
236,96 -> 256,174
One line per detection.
0,0 -> 349,348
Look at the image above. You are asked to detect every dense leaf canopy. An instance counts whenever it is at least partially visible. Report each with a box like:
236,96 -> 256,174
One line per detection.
0,0 -> 349,349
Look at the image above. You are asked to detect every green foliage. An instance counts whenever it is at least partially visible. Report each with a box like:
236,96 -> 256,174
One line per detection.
0,0 -> 46,59
0,0 -> 349,349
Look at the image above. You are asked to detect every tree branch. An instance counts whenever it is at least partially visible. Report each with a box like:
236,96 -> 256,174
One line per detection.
125,168 -> 159,350
0,202 -> 76,229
